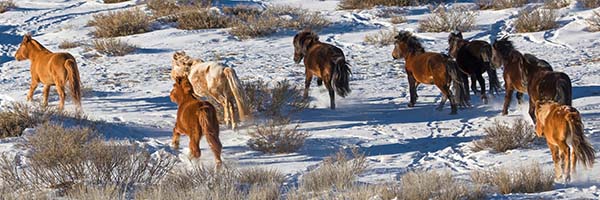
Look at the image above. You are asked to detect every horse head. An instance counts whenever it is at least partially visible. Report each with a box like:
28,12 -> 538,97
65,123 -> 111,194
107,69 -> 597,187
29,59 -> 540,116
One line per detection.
491,35 -> 512,68
293,29 -> 319,64
15,34 -> 33,61
170,76 -> 194,105
392,31 -> 424,59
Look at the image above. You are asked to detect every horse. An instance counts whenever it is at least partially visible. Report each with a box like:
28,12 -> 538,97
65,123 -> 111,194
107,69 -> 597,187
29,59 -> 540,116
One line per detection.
392,31 -> 469,114
14,34 -> 82,111
534,100 -> 595,182
448,31 -> 502,104
170,76 -> 222,166
171,51 -> 249,129
293,30 -> 351,110
492,37 -> 572,120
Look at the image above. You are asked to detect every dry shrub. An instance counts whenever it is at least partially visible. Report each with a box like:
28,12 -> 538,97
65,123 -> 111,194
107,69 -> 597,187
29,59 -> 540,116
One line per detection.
0,103 -> 56,138
418,5 -> 477,32
243,79 -> 308,117
581,0 -> 600,8
89,8 -> 151,38
472,119 -> 536,152
246,117 -> 310,154
58,40 -> 80,49
103,0 -> 129,3
400,170 -> 471,200
475,0 -> 528,10
0,0 -> 15,13
146,0 -> 179,19
175,7 -> 230,30
286,183 -> 401,200
66,184 -> 125,200
364,28 -> 399,46
545,0 -> 571,9
338,0 -> 412,9
229,13 -> 281,39
587,10 -> 600,31
391,15 -> 407,24
0,123 -> 177,196
300,148 -> 368,192
471,163 -> 554,194
93,39 -> 136,56
515,8 -> 558,33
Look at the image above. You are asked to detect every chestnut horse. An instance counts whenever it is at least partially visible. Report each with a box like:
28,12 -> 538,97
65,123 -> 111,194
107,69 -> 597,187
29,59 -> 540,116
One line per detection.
293,30 -> 351,110
171,51 -> 248,129
535,100 -> 595,182
14,34 -> 82,111
448,31 -> 502,103
170,76 -> 222,166
492,37 -> 572,120
392,31 -> 469,114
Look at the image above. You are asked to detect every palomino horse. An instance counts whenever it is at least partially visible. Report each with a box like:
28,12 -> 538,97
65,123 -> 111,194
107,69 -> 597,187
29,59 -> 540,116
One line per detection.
14,34 -> 82,111
492,37 -> 572,120
170,76 -> 222,166
535,100 -> 594,182
392,31 -> 469,114
448,31 -> 502,103
293,30 -> 351,109
171,51 -> 248,129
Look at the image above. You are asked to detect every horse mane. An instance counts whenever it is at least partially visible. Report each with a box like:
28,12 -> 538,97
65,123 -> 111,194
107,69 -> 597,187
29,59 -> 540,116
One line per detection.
523,53 -> 553,71
493,37 -> 515,59
297,29 -> 320,51
395,31 -> 425,54
29,38 -> 51,53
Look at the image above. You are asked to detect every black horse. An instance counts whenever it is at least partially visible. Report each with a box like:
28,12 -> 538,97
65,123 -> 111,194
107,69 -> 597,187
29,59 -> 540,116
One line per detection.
448,31 -> 502,104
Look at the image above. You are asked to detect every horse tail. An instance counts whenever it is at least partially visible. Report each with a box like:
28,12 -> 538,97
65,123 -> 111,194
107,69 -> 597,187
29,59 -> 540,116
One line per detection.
223,67 -> 249,121
198,102 -> 221,149
480,44 -> 492,65
555,73 -> 572,106
331,56 -> 351,97
65,59 -> 82,110
566,110 -> 595,169
444,56 -> 470,107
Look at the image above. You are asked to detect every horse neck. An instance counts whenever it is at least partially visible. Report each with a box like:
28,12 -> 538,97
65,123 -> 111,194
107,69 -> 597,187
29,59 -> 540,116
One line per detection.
179,92 -> 197,104
27,40 -> 52,59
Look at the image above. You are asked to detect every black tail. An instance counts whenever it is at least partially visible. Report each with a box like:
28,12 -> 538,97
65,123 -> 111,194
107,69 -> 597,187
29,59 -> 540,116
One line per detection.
445,57 -> 470,107
332,57 -> 351,98
487,68 -> 502,95
555,72 -> 572,106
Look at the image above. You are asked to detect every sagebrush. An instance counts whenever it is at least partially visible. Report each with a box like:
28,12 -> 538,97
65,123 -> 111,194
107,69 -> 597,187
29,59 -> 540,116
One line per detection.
471,163 -> 554,194
243,79 -> 308,118
418,5 -> 477,32
581,0 -> 600,8
58,40 -> 80,49
544,0 -> 571,9
89,8 -> 151,38
246,117 -> 310,154
0,0 -> 15,13
475,0 -> 528,10
364,28 -> 399,46
472,119 -> 536,152
175,7 -> 230,30
338,0 -> 414,9
587,11 -> 600,32
515,8 -> 558,33
103,0 -> 129,3
93,39 -> 136,56
400,170 -> 472,200
300,148 -> 368,192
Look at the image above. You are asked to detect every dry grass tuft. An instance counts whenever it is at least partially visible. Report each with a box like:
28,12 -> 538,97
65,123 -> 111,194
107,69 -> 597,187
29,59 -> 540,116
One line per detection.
364,28 -> 399,46
300,148 -> 368,192
246,117 -> 310,154
175,7 -> 230,30
471,163 -> 554,194
229,12 -> 281,39
545,0 -> 571,9
92,39 -> 136,56
472,119 -> 536,152
103,0 -> 129,3
89,8 -> 151,38
475,0 -> 528,10
243,79 -> 308,118
391,15 -> 407,24
0,0 -> 15,13
400,170 -> 471,200
418,5 -> 477,32
338,0 -> 412,10
0,103 -> 56,139
515,8 -> 558,33
58,40 -> 81,49
587,10 -> 600,31
581,0 -> 600,8
146,0 -> 179,19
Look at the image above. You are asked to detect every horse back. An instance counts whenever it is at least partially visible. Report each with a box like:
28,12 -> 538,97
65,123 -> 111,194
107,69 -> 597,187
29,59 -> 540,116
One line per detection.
536,71 -> 572,106
305,43 -> 345,78
177,100 -> 213,134
407,52 -> 445,84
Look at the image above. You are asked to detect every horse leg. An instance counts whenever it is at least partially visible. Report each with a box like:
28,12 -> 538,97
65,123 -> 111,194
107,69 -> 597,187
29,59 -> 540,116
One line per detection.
26,79 -> 39,102
220,97 -> 231,128
557,142 -> 571,182
304,71 -> 313,99
42,84 -> 51,107
205,132 -> 223,167
317,78 -> 323,86
55,83 -> 66,110
171,126 -> 182,149
227,98 -> 236,130
437,84 -> 457,115
324,78 -> 335,110
570,145 -> 577,178
407,72 -> 417,107
548,144 -> 561,181
516,92 -> 524,105
502,88 -> 514,115
477,74 -> 488,104
470,74 -> 479,95
189,131 -> 202,159
528,99 -> 536,122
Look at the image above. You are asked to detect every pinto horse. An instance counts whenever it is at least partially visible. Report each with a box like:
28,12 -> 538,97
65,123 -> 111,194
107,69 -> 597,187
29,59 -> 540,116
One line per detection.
14,34 -> 82,111
492,37 -> 572,120
448,31 -> 502,103
170,76 -> 222,166
293,30 -> 351,110
392,31 -> 469,114
171,51 -> 249,129
535,100 -> 594,182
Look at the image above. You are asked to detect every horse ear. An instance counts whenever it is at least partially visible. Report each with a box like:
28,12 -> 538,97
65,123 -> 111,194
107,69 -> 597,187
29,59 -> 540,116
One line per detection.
23,34 -> 31,42
457,32 -> 463,39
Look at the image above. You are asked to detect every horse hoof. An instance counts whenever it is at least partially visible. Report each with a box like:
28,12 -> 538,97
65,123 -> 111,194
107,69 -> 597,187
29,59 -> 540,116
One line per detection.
407,103 -> 415,107
449,111 -> 457,115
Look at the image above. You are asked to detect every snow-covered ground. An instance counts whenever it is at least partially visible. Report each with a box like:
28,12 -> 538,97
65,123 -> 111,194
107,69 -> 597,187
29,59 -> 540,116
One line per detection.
1,0 -> 599,198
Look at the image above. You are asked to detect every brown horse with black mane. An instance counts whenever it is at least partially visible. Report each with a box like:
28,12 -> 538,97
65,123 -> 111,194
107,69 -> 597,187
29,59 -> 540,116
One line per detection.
492,37 -> 572,120
535,100 -> 594,182
170,76 -> 222,166
293,30 -> 351,110
448,31 -> 502,103
392,31 -> 469,114
14,34 -> 82,111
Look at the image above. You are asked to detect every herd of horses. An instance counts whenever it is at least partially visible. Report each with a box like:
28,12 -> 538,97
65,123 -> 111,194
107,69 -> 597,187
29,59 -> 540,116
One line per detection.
13,28 -> 595,182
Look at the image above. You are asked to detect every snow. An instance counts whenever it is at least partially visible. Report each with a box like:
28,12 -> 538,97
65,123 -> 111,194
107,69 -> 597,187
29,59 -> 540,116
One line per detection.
1,0 -> 599,198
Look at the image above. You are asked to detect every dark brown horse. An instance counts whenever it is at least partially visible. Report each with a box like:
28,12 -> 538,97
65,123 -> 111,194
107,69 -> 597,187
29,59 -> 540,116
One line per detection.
492,37 -> 572,120
392,31 -> 469,114
293,30 -> 351,110
170,76 -> 222,166
448,31 -> 502,104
